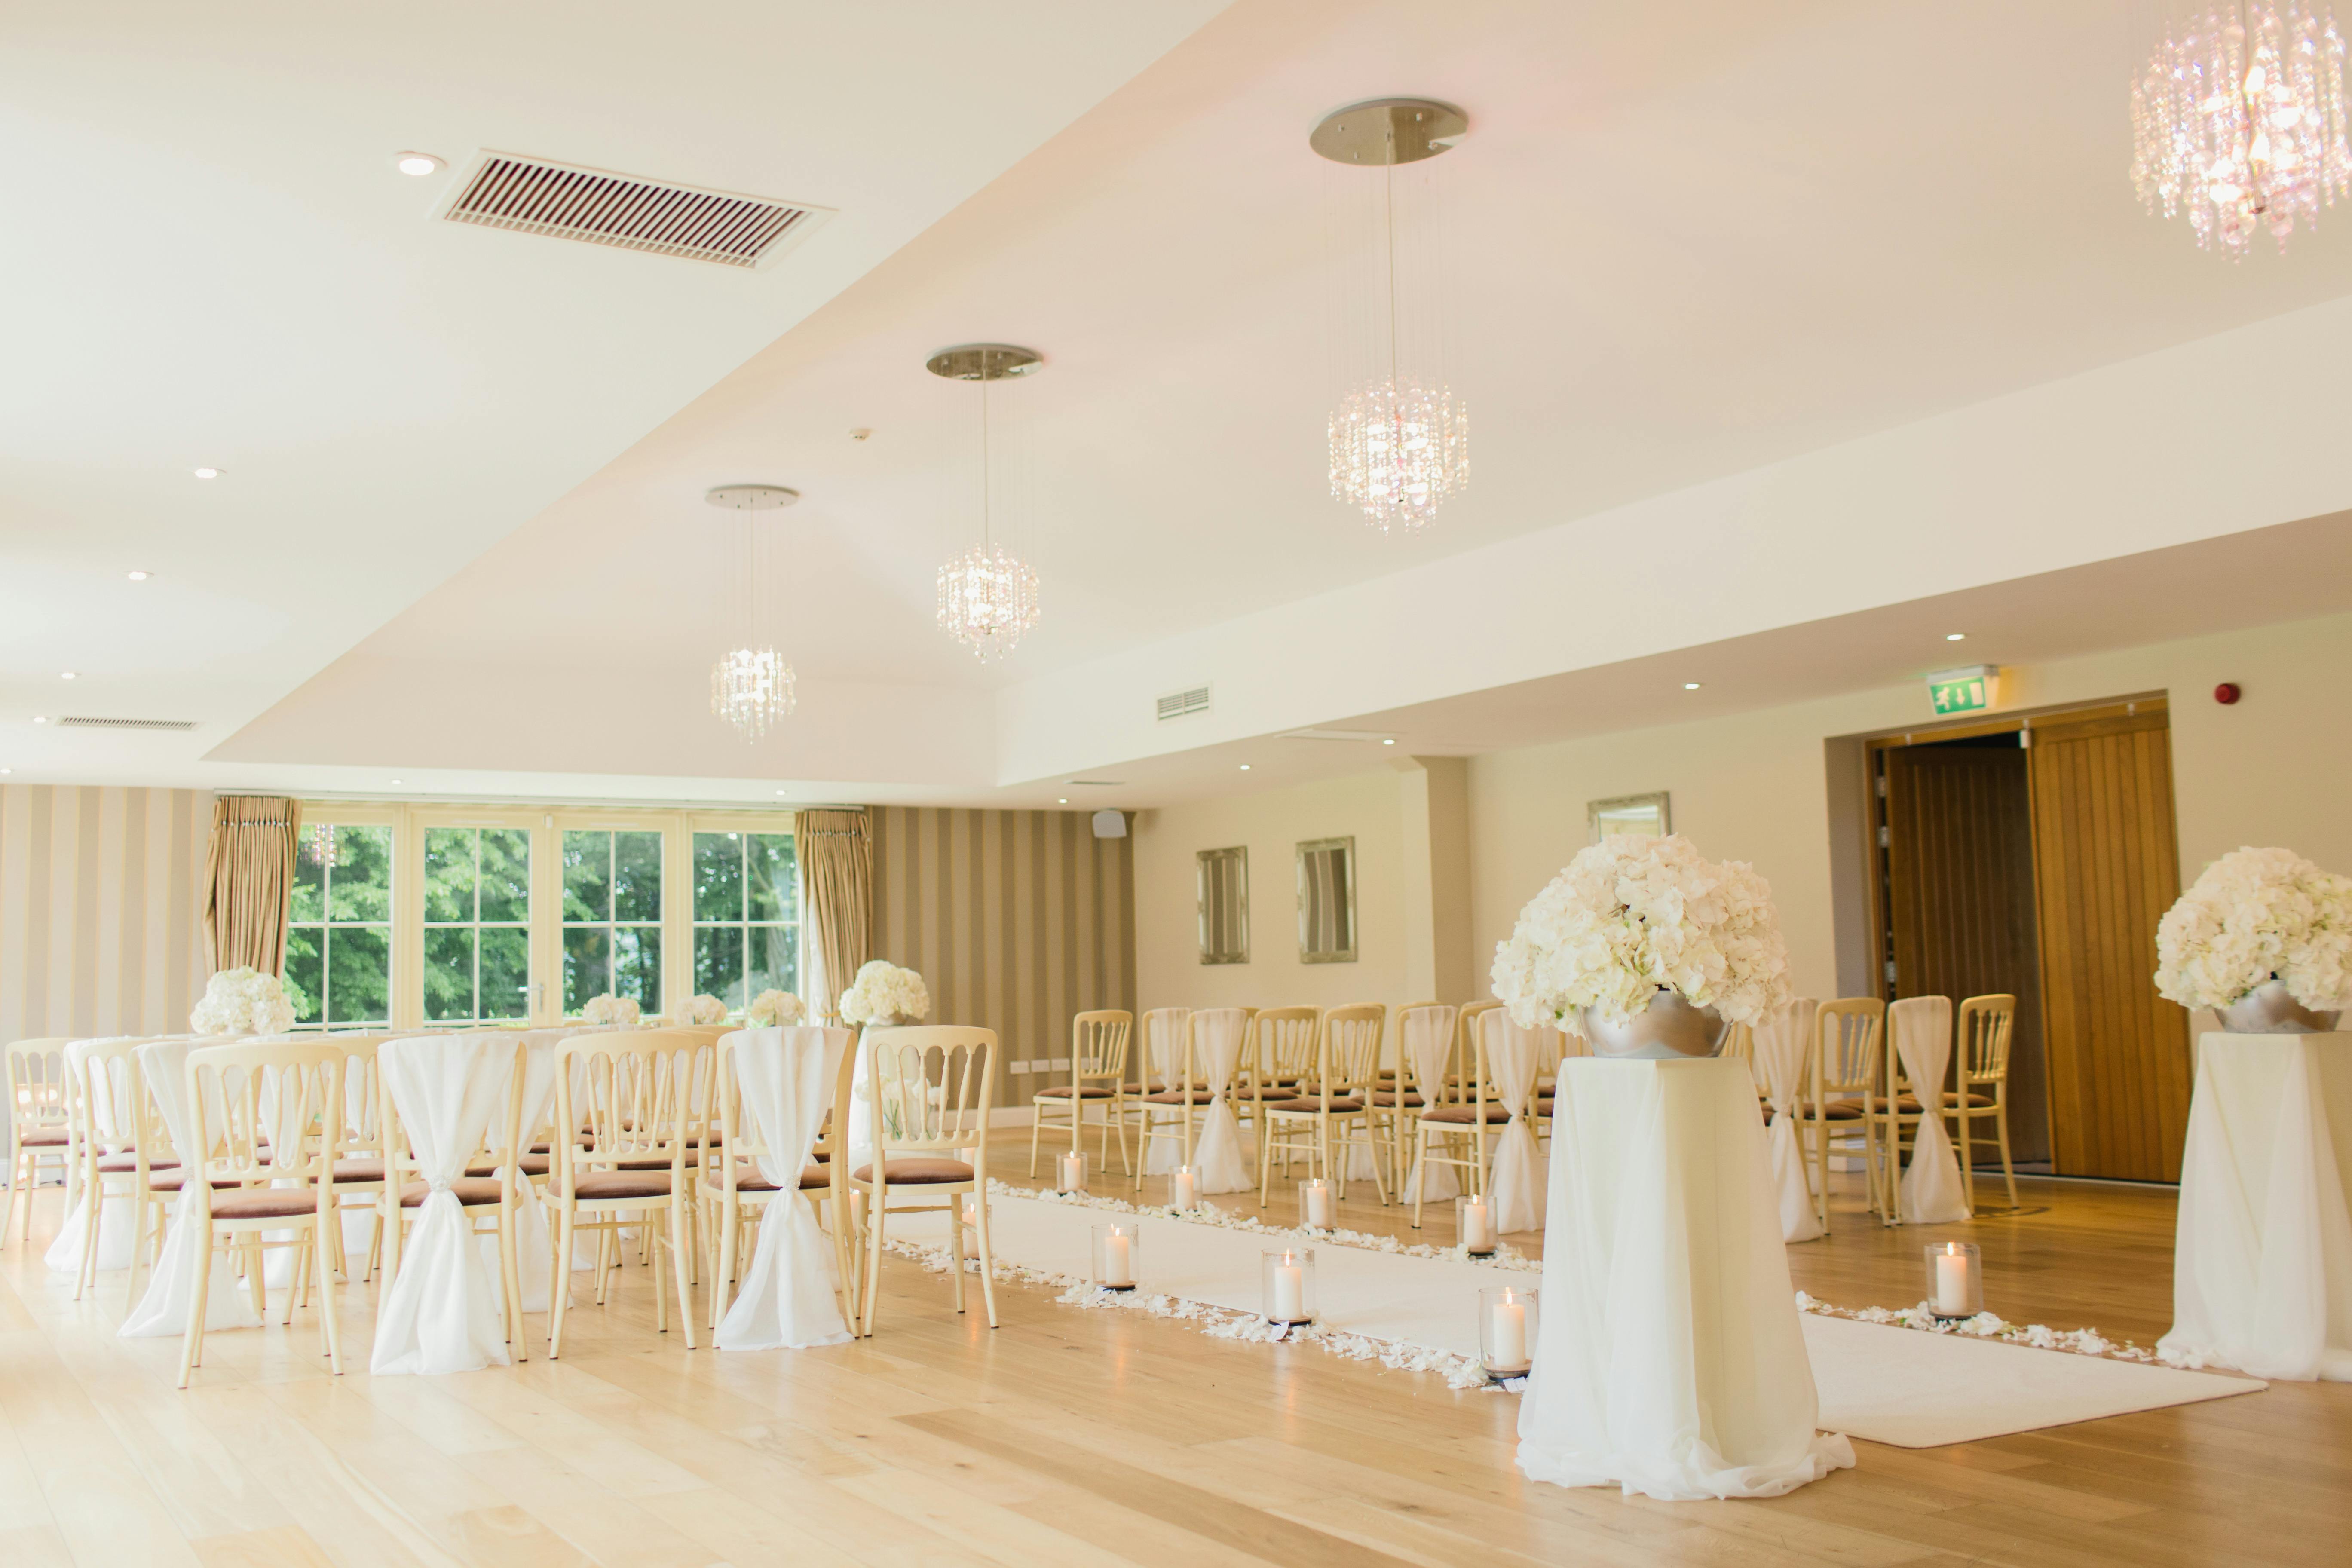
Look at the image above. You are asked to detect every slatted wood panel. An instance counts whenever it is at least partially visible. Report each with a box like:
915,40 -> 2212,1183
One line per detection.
1885,742 -> 2050,1164
2028,709 -> 2191,1181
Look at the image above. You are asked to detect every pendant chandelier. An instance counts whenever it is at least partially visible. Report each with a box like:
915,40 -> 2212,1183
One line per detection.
2132,2 -> 2352,255
1314,98 -> 1470,534
930,343 -> 1043,662
704,484 -> 799,742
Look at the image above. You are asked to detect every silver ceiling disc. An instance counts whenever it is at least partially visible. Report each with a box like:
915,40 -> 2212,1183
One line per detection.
704,484 -> 801,510
925,343 -> 1044,381
1309,98 -> 1467,166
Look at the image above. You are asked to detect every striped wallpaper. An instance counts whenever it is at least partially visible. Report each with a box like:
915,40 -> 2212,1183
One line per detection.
0,786 -> 213,1042
868,806 -> 1135,1106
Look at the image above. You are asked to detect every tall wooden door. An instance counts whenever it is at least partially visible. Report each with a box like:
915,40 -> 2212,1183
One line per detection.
2027,707 -> 2190,1181
1883,741 -> 2049,1164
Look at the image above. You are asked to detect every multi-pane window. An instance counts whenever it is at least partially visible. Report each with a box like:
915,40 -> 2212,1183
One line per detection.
563,829 -> 662,1013
692,831 -> 799,1008
423,827 -> 532,1023
286,825 -> 393,1026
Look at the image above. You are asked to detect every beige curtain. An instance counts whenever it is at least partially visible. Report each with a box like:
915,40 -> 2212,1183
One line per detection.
201,795 -> 302,977
797,809 -> 871,1019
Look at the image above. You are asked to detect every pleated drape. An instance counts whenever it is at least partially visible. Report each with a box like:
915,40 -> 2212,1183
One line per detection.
797,809 -> 871,1020
200,795 -> 301,977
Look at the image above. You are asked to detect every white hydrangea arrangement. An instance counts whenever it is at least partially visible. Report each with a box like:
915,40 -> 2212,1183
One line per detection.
747,987 -> 806,1026
2155,846 -> 2352,1011
838,960 -> 931,1026
580,994 -> 641,1028
682,994 -> 728,1025
1491,834 -> 1792,1036
190,966 -> 297,1036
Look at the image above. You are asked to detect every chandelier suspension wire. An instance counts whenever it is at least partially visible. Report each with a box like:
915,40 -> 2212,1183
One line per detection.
707,488 -> 797,742
933,343 -> 1044,663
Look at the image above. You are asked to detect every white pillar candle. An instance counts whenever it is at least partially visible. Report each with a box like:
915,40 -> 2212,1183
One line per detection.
1059,1151 -> 1086,1194
1487,1288 -> 1530,1374
1935,1246 -> 1972,1316
1462,1196 -> 1496,1254
1172,1167 -> 1197,1211
1102,1230 -> 1133,1288
1270,1252 -> 1307,1323
1303,1179 -> 1335,1229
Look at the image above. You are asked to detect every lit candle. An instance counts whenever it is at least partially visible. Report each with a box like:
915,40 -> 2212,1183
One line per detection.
1487,1287 -> 1530,1375
1303,1179 -> 1335,1229
1462,1196 -> 1496,1255
1936,1243 -> 1972,1316
1101,1228 -> 1134,1288
1270,1250 -> 1307,1323
1172,1167 -> 1197,1211
1059,1150 -> 1086,1194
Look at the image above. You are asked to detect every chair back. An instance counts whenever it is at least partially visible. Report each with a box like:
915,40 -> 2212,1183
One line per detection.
1814,998 -> 1885,1103
1885,995 -> 1952,1099
7,1036 -> 78,1147
716,1026 -> 858,1178
862,1026 -> 995,1171
1139,1008 -> 1191,1090
551,1029 -> 710,1194
184,1041 -> 348,1190
1070,1011 -> 1132,1087
1957,995 -> 2017,1086
1316,1005 -> 1385,1102
378,1032 -> 527,1191
1252,1007 -> 1318,1093
72,1037 -> 150,1155
1476,1010 -> 1563,1117
1456,1001 -> 1501,1090
326,1032 -> 400,1171
1394,1003 -> 1458,1102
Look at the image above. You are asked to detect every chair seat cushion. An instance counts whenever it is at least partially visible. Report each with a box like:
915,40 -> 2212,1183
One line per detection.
1419,1103 -> 1513,1125
1943,1091 -> 1997,1109
1143,1089 -> 1220,1105
851,1156 -> 974,1185
465,1155 -> 550,1178
612,1153 -> 685,1171
1246,1087 -> 1301,1101
399,1177 -> 506,1208
332,1157 -> 387,1183
1866,1095 -> 1926,1113
1804,1102 -> 1866,1121
18,1128 -> 69,1148
1033,1085 -> 1115,1099
208,1186 -> 326,1220
145,1170 -> 239,1193
570,1170 -> 674,1200
730,1162 -> 830,1194
1270,1096 -> 1365,1115
1370,1092 -> 1424,1107
98,1153 -> 178,1173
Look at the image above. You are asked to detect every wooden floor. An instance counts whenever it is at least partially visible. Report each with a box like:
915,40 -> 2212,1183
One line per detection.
3,1136 -> 2345,1568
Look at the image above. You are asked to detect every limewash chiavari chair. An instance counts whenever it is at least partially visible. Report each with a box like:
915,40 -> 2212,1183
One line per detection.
702,1026 -> 859,1333
1129,1007 -> 1190,1188
322,1032 -> 399,1283
67,1036 -> 156,1300
1794,998 -> 1886,1233
5,1037 -> 81,1245
1377,1002 -> 1452,1194
1241,1007 -> 1314,1182
1258,1004 -> 1388,1207
848,1026 -> 998,1337
546,1029 -> 708,1357
1871,996 -> 1951,1225
175,1041 -> 349,1388
1948,994 -> 2022,1211
1028,1010 -> 1135,1178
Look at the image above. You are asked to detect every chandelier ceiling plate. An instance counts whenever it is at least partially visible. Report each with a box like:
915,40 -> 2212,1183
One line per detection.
704,484 -> 800,510
1310,98 -> 1467,166
925,343 -> 1044,381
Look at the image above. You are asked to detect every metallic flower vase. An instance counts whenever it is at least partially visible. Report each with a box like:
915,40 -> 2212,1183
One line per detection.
1580,990 -> 1729,1060
2217,977 -> 2342,1035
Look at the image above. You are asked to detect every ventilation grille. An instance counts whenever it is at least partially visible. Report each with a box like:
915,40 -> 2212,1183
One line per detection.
1156,685 -> 1211,722
1066,778 -> 1126,787
440,153 -> 830,270
57,716 -> 197,732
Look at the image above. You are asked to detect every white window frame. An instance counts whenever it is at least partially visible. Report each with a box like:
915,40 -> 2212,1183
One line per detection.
289,804 -> 401,1030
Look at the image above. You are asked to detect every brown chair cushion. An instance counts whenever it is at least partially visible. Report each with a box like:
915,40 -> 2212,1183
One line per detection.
1033,1085 -> 1115,1099
1943,1091 -> 1997,1109
465,1155 -> 550,1178
1805,1102 -> 1866,1121
399,1178 -> 506,1207
1370,1091 -> 1424,1108
1271,1097 -> 1366,1115
569,1170 -> 673,1200
1418,1103 -> 1512,1125
850,1156 -> 974,1185
144,1170 -> 240,1193
208,1187 -> 326,1220
613,1153 -> 685,1171
98,1154 -> 179,1173
333,1157 -> 387,1183
19,1128 -> 69,1148
1144,1089 -> 1220,1105
729,1163 -> 830,1194
1866,1095 -> 1926,1113
1245,1087 -> 1301,1101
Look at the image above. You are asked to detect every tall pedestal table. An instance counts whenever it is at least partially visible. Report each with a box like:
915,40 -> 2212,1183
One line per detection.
2160,1031 -> 2352,1381
1517,1056 -> 1853,1501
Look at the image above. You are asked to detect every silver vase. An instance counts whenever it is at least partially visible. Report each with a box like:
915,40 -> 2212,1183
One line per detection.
1581,991 -> 1729,1060
2216,977 -> 2341,1035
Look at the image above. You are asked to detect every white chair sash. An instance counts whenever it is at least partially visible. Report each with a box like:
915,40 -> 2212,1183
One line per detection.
1892,996 -> 1969,1224
716,1026 -> 853,1351
1190,1009 -> 1252,1194
371,1035 -> 513,1375
1752,999 -> 1825,1242
1483,1012 -> 1548,1234
1142,1009 -> 1192,1175
46,1037 -> 142,1275
1400,1007 -> 1460,1201
119,1038 -> 263,1338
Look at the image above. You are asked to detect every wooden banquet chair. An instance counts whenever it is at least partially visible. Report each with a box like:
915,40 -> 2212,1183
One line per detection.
1258,1004 -> 1387,1207
1870,996 -> 1951,1225
1240,1006 -> 1314,1179
1133,1008 -> 1212,1189
1793,997 -> 1885,1233
848,1025 -> 998,1337
702,1026 -> 860,1333
5,1037 -> 80,1245
1378,1002 -> 1453,1194
1028,1009 -> 1135,1179
375,1033 -> 531,1360
1948,994 -> 2021,1211
67,1036 -> 152,1301
1403,1006 -> 1516,1230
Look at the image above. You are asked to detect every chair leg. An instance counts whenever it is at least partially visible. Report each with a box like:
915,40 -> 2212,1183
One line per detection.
711,1195 -> 736,1334
1027,1107 -> 1043,1177
948,1190 -> 968,1315
499,1207 -> 527,1362
861,1183 -> 886,1338
1957,1100 -> 1975,1212
549,1207 -> 575,1359
1409,1128 -> 1427,1231
178,1228 -> 214,1389
1995,1102 -> 2020,1211
668,1200 -> 695,1350
74,1173 -> 101,1302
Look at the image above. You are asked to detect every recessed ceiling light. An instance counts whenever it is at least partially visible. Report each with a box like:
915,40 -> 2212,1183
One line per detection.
1239,763 -> 1252,771
1,768 -> 12,775
390,778 -> 403,786
193,466 -> 221,479
774,789 -> 788,796
127,569 -> 152,581
394,152 -> 445,177
1381,738 -> 1396,745
1683,682 -> 1702,690
31,717 -> 46,725
59,672 -> 76,681
1946,632 -> 1967,641
1058,797 -> 1069,804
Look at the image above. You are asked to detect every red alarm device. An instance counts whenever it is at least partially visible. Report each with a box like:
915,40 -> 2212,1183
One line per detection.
2214,682 -> 2242,705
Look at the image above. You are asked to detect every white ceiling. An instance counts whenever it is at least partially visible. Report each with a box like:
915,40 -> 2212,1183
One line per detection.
15,0 -> 2352,807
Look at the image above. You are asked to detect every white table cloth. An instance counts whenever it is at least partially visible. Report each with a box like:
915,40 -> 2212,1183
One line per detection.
45,1036 -> 143,1276
1399,1005 -> 1459,1202
1890,996 -> 1968,1224
715,1026 -> 853,1351
371,1034 -> 514,1375
2161,1031 -> 2352,1381
1752,999 -> 1825,1243
1142,1008 -> 1192,1176
120,1038 -> 262,1338
1518,1057 -> 1854,1500
1481,1011 -> 1549,1234
1191,1008 -> 1253,1194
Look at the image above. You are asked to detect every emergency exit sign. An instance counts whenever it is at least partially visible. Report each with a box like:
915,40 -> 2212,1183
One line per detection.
1928,665 -> 1999,715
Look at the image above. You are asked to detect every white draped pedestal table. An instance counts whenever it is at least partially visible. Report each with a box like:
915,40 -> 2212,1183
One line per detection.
1517,1056 -> 1854,1501
2160,1031 -> 2352,1381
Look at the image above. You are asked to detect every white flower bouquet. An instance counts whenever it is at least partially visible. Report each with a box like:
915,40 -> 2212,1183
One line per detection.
1491,834 -> 1792,1035
190,966 -> 298,1035
839,960 -> 930,1026
682,994 -> 728,1025
747,987 -> 805,1026
580,994 -> 641,1028
2155,846 -> 2352,1011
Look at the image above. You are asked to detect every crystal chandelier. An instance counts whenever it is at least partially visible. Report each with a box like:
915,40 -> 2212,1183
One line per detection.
928,343 -> 1044,662
703,484 -> 799,742
2132,3 -> 2352,255
1315,98 -> 1470,533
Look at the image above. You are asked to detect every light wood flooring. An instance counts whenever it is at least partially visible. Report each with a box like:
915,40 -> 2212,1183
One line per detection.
2,1134 -> 2344,1568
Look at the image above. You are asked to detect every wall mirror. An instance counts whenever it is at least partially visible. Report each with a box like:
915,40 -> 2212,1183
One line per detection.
1588,791 -> 1671,844
1197,846 -> 1250,964
1296,836 -> 1358,964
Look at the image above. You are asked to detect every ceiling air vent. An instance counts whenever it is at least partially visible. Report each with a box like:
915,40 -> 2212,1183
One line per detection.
57,716 -> 197,732
1156,685 -> 1211,722
438,152 -> 833,270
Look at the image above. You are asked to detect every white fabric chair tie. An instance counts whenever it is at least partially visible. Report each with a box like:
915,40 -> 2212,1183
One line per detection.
1753,998 -> 1826,1242
369,1034 -> 514,1376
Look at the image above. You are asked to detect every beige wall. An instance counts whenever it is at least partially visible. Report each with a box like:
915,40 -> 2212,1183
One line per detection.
0,785 -> 213,1041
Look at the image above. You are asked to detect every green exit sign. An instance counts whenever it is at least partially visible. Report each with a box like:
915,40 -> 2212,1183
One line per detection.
1927,665 -> 1999,715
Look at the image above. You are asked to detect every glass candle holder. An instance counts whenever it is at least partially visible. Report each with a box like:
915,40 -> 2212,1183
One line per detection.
1926,1240 -> 1983,1318
1092,1222 -> 1139,1292
1171,1166 -> 1198,1212
1480,1283 -> 1537,1378
1458,1194 -> 1498,1256
1262,1246 -> 1317,1327
1057,1150 -> 1087,1195
1300,1177 -> 1336,1230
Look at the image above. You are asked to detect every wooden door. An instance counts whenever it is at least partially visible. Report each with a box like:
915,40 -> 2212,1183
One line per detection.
2027,707 -> 2190,1181
1883,742 -> 2049,1164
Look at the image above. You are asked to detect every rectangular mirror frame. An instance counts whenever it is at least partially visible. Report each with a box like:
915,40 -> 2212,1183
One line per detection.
1587,791 -> 1672,844
1295,835 -> 1359,965
1197,845 -> 1250,965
